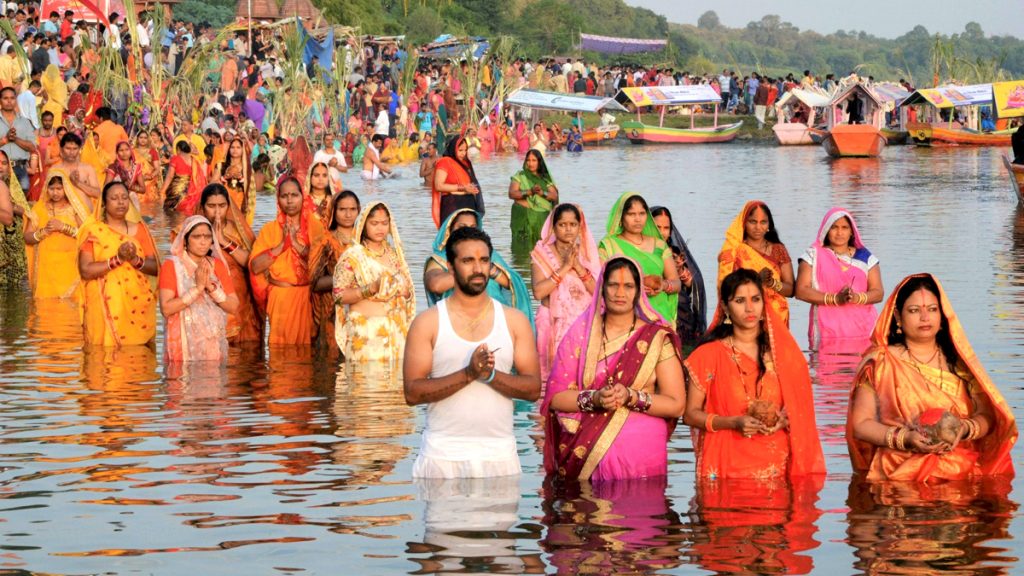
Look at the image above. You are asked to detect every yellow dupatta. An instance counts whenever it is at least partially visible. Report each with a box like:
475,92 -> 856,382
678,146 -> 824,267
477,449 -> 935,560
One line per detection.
27,170 -> 89,298
717,200 -> 790,326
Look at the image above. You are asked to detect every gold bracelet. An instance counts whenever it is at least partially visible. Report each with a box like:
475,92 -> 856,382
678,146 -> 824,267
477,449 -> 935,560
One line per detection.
884,426 -> 895,449
896,427 -> 909,451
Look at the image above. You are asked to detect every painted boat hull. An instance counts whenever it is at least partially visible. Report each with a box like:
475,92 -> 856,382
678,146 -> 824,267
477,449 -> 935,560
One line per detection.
880,128 -> 909,145
582,125 -> 620,144
1005,154 -> 1024,205
621,120 -> 743,144
908,121 -> 1013,146
773,122 -> 815,145
821,124 -> 886,158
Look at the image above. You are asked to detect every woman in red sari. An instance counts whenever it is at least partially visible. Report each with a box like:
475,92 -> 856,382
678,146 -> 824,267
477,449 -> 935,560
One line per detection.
847,273 -> 1016,482
431,136 -> 484,227
160,140 -> 207,212
684,268 -> 825,480
105,141 -> 145,198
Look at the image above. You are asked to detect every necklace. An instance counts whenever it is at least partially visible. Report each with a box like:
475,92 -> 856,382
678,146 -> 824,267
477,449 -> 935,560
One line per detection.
905,344 -> 944,389
452,301 -> 492,333
364,241 -> 387,258
599,315 -> 636,387
622,233 -> 644,247
727,336 -> 764,399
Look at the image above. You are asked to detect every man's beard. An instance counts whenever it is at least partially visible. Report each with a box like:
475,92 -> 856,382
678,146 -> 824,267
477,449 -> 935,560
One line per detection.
454,270 -> 488,296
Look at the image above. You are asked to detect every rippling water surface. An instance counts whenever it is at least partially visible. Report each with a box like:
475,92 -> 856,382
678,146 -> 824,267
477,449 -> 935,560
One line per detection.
1,141 -> 1022,574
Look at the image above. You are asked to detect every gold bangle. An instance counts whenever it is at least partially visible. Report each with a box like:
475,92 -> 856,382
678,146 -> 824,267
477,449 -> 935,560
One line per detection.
884,426 -> 895,449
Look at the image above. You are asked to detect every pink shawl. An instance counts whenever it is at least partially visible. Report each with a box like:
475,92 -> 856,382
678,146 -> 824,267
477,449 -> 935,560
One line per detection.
805,207 -> 878,348
531,204 -> 601,382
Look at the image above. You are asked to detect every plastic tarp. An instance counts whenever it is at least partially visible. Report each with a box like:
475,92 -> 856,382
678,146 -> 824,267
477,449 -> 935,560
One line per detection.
580,33 -> 667,54
619,84 -> 722,106
420,37 -> 489,60
778,88 -> 831,109
298,17 -> 333,74
871,83 -> 911,105
901,84 -> 994,108
992,80 -> 1024,119
507,89 -> 628,113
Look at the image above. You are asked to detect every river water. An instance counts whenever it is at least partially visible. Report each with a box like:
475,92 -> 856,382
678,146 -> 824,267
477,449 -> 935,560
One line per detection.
0,141 -> 1022,574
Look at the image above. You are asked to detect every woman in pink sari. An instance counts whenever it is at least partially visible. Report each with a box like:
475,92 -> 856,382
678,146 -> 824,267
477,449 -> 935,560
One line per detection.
515,120 -> 530,154
795,208 -> 883,350
531,203 -> 600,382
542,257 -> 686,482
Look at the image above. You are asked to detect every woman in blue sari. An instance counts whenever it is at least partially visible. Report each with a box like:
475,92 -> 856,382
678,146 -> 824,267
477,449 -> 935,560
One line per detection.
424,208 -> 534,328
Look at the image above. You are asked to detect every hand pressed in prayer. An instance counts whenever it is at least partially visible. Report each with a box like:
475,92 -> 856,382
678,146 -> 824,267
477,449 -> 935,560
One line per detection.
466,344 -> 495,381
758,267 -> 774,287
836,285 -> 854,305
194,257 -> 210,289
598,384 -> 629,411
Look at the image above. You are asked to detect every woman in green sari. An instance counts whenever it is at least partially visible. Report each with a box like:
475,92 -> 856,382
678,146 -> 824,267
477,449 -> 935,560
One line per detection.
508,149 -> 558,252
598,192 -> 681,325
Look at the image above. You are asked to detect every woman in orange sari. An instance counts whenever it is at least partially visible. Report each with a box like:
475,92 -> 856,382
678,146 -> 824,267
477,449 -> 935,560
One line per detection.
212,137 -> 255,225
431,136 -> 484,227
105,141 -> 145,198
305,161 -> 335,221
77,181 -> 160,347
684,268 -> 825,480
24,171 -> 89,300
717,201 -> 795,326
249,176 -> 324,345
161,140 -> 207,213
310,190 -> 359,355
196,184 -> 263,345
847,273 -> 1016,482
133,131 -> 161,201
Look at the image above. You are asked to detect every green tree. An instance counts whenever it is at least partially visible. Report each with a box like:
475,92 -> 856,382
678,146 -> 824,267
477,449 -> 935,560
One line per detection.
175,0 -> 235,27
697,10 -> 720,30
404,5 -> 444,45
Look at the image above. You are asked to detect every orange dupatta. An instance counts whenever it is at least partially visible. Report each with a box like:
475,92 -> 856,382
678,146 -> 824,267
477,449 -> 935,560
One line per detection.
846,273 -> 1017,481
717,200 -> 791,326
430,155 -> 471,227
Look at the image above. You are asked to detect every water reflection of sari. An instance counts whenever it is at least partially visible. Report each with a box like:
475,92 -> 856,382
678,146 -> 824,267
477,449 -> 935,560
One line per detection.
846,478 -> 1017,574
685,307 -> 826,480
27,170 -> 88,299
543,259 -> 682,482
77,217 -> 159,347
718,200 -> 792,326
160,216 -> 233,363
651,206 -> 707,344
801,208 -> 878,348
531,204 -> 600,382
541,477 -> 684,574
425,208 -> 534,328
691,477 -> 825,575
597,192 -> 676,324
0,164 -> 28,287
846,273 -> 1017,482
332,201 -> 415,368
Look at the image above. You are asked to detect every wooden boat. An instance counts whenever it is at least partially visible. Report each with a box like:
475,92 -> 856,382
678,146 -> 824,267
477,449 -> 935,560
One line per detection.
621,119 -> 742,144
908,121 -> 1013,146
880,128 -> 909,145
773,89 -> 831,145
617,84 -> 741,145
582,124 -> 620,143
1005,154 -> 1024,205
821,83 -> 887,158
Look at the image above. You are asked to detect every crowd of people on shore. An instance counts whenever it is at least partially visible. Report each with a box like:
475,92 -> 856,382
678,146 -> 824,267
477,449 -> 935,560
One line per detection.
0,8 -> 1017,491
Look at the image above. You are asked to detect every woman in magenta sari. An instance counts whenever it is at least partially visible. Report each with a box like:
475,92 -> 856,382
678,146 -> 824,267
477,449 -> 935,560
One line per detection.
543,257 -> 686,482
795,208 -> 883,350
531,204 -> 600,382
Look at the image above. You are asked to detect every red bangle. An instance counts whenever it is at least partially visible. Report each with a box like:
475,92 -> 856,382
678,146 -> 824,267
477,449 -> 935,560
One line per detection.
223,241 -> 237,254
132,256 -> 144,270
107,256 -> 121,270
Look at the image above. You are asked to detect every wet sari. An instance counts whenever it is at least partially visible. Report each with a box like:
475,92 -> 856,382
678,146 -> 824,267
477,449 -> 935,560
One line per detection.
543,258 -> 682,482
27,171 -> 88,299
133,142 -> 161,201
77,214 -> 159,347
718,200 -> 793,326
846,273 -> 1017,482
309,193 -> 355,355
684,307 -> 826,480
217,138 -> 256,225
651,206 -> 707,345
597,192 -> 676,325
160,215 -> 234,363
105,142 -> 144,194
509,168 -> 555,252
249,184 -> 324,345
425,208 -> 534,329
172,155 -> 210,214
0,166 -> 28,287
430,136 -> 484,227
332,201 -> 416,368
800,208 -> 878,349
531,204 -> 600,382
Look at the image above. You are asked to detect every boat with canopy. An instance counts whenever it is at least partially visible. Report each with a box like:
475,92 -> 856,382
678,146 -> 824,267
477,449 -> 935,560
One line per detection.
617,85 -> 743,144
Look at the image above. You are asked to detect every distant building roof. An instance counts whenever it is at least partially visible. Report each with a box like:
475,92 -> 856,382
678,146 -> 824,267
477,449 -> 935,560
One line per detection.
235,0 -> 322,22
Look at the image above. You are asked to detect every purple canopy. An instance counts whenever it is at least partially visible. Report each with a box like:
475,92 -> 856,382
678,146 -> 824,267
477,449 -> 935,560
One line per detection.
580,33 -> 667,54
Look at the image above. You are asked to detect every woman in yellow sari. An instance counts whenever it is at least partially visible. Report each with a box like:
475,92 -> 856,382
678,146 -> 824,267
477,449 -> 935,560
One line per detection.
77,181 -> 160,347
718,201 -> 795,327
212,137 -> 255,225
41,64 -> 68,127
332,201 -> 415,369
310,190 -> 360,355
24,170 -> 89,299
133,131 -> 161,201
250,176 -> 324,345
847,273 -> 1017,482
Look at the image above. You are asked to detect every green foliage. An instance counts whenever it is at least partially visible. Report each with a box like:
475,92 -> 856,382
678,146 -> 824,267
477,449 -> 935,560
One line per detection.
404,5 -> 444,45
174,0 -> 235,27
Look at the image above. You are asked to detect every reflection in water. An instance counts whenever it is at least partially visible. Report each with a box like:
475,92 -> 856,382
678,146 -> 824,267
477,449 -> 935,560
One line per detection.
689,477 -> 825,575
846,479 -> 1019,574
409,476 -> 544,574
541,477 -> 684,574
810,338 -> 870,450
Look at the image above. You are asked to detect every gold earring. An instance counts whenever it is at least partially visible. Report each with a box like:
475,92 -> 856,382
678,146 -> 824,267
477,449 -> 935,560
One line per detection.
896,324 -> 902,335
724,315 -> 732,325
